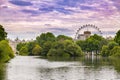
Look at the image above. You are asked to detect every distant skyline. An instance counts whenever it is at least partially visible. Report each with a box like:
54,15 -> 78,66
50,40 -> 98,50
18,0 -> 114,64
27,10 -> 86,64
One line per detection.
0,0 -> 120,40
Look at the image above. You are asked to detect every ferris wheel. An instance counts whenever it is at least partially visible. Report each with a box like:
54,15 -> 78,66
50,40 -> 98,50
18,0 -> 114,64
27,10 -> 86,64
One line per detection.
74,24 -> 102,40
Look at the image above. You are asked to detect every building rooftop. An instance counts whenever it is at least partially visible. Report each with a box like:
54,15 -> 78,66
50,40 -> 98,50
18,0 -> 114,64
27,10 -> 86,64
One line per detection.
84,31 -> 91,34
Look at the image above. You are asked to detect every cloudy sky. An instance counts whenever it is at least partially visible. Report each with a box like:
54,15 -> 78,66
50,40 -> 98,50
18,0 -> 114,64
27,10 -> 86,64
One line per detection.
0,0 -> 120,40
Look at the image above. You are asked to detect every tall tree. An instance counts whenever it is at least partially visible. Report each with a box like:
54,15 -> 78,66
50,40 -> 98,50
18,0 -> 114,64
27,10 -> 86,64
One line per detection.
32,45 -> 42,55
36,32 -> 55,46
0,25 -> 7,41
114,30 -> 120,45
56,35 -> 73,41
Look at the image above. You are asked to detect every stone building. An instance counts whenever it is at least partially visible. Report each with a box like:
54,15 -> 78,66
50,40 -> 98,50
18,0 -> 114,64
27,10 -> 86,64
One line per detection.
77,31 -> 91,40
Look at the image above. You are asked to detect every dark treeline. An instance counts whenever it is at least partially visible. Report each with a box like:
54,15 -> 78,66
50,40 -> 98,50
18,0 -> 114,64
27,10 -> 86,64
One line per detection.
0,25 -> 14,62
17,30 -> 120,58
17,32 -> 84,57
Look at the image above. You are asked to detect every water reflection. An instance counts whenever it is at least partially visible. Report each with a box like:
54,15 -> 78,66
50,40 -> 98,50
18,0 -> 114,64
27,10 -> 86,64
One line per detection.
39,56 -> 120,80
110,57 -> 120,73
1,56 -> 120,80
0,63 -> 6,80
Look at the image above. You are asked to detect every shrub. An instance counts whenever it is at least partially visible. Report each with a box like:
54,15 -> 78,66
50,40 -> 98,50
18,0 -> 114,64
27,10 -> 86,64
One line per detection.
0,40 -> 14,62
19,46 -> 29,56
47,40 -> 83,57
101,45 -> 109,57
110,46 -> 120,57
32,45 -> 42,55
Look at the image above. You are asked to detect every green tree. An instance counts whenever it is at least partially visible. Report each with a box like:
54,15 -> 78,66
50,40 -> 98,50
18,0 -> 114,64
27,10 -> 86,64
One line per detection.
32,45 -> 42,55
47,40 -> 83,57
85,37 -> 100,54
47,41 -> 69,57
64,40 -> 83,57
0,40 -> 14,62
79,34 -> 107,54
110,46 -> 120,57
0,25 -> 7,41
89,34 -> 107,51
16,42 -> 26,51
76,40 -> 86,51
114,30 -> 120,45
108,41 -> 119,50
41,41 -> 52,56
76,34 -> 107,54
56,35 -> 73,41
26,41 -> 36,55
19,46 -> 29,56
36,32 -> 55,46
101,45 -> 109,57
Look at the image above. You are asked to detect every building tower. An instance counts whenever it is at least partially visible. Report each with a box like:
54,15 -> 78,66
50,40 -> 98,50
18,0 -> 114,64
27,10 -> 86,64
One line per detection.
84,31 -> 91,39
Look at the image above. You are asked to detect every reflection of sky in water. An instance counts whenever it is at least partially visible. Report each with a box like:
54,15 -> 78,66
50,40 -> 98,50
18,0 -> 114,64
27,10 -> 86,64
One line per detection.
3,56 -> 120,80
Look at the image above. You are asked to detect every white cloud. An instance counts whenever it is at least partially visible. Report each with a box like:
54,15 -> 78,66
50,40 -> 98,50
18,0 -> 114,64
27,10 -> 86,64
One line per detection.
0,0 -> 120,40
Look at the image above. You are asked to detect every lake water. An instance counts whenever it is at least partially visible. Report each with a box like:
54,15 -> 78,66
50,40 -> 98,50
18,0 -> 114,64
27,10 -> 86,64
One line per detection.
0,56 -> 120,80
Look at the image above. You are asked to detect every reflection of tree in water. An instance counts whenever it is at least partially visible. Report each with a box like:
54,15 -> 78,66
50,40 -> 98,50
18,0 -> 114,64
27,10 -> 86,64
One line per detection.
45,56 -> 84,62
38,67 -> 70,80
0,63 -> 6,80
110,57 -> 120,73
45,56 -> 120,73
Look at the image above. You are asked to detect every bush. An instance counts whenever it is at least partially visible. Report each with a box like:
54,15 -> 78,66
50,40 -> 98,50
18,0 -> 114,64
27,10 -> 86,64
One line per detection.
19,46 -> 29,56
0,40 -> 14,62
101,45 -> 109,57
47,40 -> 83,57
41,41 -> 52,56
47,48 -> 70,57
110,46 -> 120,57
64,40 -> 84,57
47,41 -> 69,57
108,41 -> 119,50
32,45 -> 42,55
114,30 -> 120,45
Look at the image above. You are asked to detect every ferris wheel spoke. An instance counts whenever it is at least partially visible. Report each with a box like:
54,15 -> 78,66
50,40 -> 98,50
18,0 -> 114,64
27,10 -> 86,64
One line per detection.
74,24 -> 102,40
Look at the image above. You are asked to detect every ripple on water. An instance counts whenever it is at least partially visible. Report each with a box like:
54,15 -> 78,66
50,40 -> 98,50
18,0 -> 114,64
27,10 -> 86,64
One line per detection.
5,56 -> 120,80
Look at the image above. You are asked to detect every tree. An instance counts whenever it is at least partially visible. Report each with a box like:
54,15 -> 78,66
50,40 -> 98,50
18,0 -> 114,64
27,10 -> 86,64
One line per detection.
0,25 -> 7,41
114,30 -> 120,45
76,34 -> 107,54
108,41 -> 119,50
32,45 -> 42,55
101,45 -> 109,57
81,34 -> 107,54
41,41 -> 52,56
36,32 -> 55,46
26,41 -> 36,55
89,34 -> 108,51
64,40 -> 83,57
47,40 -> 84,57
0,40 -> 14,62
76,40 -> 86,51
19,46 -> 29,56
83,37 -> 100,54
47,41 -> 69,57
110,46 -> 120,57
16,42 -> 26,51
56,35 -> 73,41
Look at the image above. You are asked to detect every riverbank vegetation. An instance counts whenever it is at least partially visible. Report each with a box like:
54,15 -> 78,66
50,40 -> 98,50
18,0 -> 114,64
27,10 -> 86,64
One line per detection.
17,30 -> 120,58
101,30 -> 120,57
17,32 -> 84,57
0,25 -> 14,62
